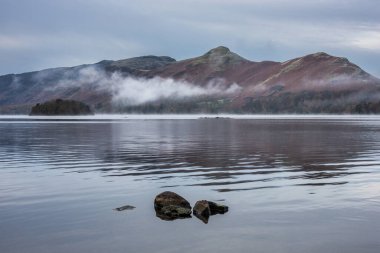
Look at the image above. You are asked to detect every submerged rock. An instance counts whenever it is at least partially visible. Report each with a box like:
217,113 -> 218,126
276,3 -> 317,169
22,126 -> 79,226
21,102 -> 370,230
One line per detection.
154,191 -> 192,220
114,205 -> 136,211
193,200 -> 229,224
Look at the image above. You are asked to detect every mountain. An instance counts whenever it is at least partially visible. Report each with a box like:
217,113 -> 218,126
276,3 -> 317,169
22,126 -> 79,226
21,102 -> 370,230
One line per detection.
0,56 -> 175,113
1,46 -> 379,114
149,47 -> 380,113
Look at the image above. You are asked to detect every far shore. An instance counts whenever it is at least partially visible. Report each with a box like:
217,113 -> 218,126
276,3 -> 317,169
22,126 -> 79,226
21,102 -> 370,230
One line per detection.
1,114 -> 380,121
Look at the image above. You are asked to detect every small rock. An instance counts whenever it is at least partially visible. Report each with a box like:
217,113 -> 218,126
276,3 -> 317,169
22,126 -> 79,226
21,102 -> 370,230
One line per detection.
208,201 -> 228,214
193,200 -> 211,217
114,205 -> 136,211
193,200 -> 229,224
193,200 -> 211,224
154,191 -> 192,220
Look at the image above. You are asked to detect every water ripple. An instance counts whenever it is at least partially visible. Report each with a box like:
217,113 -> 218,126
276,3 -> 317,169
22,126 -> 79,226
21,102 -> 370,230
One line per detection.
1,116 -> 380,195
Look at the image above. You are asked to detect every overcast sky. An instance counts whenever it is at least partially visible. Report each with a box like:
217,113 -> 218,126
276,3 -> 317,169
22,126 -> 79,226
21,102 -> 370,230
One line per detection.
1,0 -> 379,76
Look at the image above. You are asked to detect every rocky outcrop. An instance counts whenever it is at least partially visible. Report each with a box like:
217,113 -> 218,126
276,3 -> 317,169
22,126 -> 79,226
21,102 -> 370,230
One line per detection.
30,99 -> 93,115
154,191 -> 192,220
193,200 -> 229,224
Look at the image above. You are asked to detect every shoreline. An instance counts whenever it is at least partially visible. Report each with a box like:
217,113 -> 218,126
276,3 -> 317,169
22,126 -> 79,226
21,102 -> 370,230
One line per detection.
1,114 -> 380,121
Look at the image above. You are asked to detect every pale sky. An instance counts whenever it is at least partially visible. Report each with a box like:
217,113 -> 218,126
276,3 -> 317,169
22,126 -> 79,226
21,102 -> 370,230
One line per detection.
1,0 -> 379,76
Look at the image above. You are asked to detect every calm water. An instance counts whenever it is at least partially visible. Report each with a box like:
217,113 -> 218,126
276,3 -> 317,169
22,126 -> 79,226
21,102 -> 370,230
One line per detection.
1,115 -> 380,253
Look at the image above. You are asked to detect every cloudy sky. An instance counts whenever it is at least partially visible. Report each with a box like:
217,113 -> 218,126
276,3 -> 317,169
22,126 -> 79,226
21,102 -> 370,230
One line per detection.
1,0 -> 379,76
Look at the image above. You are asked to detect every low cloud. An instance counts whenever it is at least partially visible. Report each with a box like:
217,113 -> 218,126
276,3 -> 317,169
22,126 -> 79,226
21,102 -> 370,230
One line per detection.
44,66 -> 242,105
110,76 -> 241,105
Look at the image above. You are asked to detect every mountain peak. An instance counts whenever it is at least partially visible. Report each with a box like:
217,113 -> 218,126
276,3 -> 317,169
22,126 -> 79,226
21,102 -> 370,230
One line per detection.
278,51 -> 373,82
302,52 -> 365,71
299,52 -> 335,61
311,52 -> 330,57
205,46 -> 231,56
199,46 -> 247,68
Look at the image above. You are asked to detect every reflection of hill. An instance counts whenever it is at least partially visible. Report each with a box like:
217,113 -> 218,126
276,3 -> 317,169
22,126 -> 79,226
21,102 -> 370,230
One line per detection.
99,119 -> 379,191
1,118 -> 378,192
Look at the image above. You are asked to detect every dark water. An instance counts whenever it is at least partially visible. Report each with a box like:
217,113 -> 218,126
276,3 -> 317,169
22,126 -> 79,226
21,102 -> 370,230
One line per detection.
1,115 -> 380,253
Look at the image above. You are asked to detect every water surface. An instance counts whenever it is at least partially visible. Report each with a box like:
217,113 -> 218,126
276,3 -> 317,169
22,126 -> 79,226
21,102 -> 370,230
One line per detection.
1,115 -> 380,253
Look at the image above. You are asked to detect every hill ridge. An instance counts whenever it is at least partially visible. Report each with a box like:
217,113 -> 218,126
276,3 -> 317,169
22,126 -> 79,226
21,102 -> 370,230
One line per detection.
0,46 -> 379,114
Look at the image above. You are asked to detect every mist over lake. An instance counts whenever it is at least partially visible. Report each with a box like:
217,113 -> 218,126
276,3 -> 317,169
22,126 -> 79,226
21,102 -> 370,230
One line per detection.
1,115 -> 379,253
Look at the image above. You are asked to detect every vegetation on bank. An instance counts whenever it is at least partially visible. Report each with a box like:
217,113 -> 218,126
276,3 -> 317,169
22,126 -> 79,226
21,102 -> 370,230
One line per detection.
30,99 -> 93,115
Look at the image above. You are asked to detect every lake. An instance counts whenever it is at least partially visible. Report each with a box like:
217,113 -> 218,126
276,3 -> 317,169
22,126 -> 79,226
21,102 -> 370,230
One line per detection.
1,115 -> 380,253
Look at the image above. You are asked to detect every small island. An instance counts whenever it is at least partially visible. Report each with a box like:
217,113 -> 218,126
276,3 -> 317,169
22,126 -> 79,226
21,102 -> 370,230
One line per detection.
30,99 -> 93,116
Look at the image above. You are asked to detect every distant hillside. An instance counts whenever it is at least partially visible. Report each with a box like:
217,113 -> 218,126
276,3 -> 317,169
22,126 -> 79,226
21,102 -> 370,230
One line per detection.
0,56 -> 175,114
0,46 -> 379,114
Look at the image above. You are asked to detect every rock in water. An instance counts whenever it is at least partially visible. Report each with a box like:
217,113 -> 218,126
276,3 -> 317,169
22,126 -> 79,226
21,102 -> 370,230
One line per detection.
156,205 -> 192,221
193,200 -> 211,216
114,205 -> 136,211
154,191 -> 192,220
208,201 -> 229,214
193,200 -> 211,223
193,200 -> 229,224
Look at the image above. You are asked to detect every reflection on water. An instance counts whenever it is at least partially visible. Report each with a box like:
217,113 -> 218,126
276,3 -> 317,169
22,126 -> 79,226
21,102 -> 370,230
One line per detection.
0,116 -> 380,253
2,117 -> 379,191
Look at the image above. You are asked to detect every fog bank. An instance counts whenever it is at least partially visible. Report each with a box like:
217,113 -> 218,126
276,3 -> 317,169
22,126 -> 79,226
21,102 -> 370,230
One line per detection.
45,67 -> 242,105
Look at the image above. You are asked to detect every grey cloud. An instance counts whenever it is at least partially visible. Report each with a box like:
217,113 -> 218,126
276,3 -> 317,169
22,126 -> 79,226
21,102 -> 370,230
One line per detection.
0,0 -> 379,77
